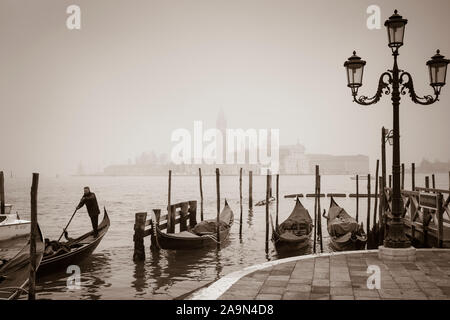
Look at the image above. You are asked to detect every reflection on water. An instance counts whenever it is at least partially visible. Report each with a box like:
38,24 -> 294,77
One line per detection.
5,173 -> 446,299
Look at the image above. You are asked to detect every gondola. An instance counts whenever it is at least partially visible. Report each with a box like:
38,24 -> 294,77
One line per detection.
271,198 -> 313,251
37,208 -> 110,276
324,197 -> 367,251
0,225 -> 45,300
152,200 -> 233,250
255,197 -> 275,207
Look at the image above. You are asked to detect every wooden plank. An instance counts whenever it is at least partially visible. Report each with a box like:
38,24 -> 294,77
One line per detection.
415,187 -> 450,194
284,193 -> 304,198
349,194 -> 378,198
306,193 -> 325,198
189,200 -> 197,229
326,193 -> 346,198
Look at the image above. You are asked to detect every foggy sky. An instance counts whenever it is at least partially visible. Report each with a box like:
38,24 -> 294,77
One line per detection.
1,0 -> 449,176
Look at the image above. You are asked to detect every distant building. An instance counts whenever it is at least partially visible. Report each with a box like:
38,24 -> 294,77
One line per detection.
101,110 -> 369,176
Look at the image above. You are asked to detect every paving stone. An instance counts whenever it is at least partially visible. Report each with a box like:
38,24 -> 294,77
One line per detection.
310,293 -> 330,300
354,289 -> 380,298
311,286 -> 330,294
282,292 -> 310,300
331,295 -> 355,300
263,280 -> 288,287
330,281 -> 352,288
255,294 -> 282,300
214,249 -> 450,301
312,279 -> 330,286
330,287 -> 353,296
285,284 -> 311,292
259,286 -> 287,295
378,289 -> 403,299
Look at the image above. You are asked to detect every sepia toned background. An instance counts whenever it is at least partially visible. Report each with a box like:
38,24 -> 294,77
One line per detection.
1,0 -> 449,176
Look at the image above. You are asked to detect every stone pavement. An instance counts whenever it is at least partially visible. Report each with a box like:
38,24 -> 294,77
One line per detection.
214,249 -> 450,300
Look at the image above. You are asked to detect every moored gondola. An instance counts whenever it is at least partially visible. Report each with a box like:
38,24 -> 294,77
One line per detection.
37,208 -> 110,276
324,197 -> 367,251
271,198 -> 313,251
0,225 -> 45,300
152,200 -> 233,250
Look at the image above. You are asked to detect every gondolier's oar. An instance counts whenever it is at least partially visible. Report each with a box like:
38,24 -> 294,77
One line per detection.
57,209 -> 78,242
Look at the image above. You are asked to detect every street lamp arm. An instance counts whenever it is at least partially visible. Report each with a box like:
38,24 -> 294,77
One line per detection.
400,72 -> 439,105
353,72 -> 392,106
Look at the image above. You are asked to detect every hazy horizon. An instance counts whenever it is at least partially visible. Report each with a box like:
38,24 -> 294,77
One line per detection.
1,0 -> 450,177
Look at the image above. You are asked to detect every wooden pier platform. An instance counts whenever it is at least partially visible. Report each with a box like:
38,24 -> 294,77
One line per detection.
189,249 -> 450,300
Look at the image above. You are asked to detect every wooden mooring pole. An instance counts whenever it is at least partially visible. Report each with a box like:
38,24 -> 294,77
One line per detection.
423,176 -> 430,247
389,175 -> 392,188
316,166 -> 323,253
378,176 -> 384,246
355,174 -> 359,222
28,173 -> 39,300
199,168 -> 204,221
239,168 -> 243,238
276,174 -> 279,227
366,174 -> 371,242
412,163 -> 416,190
216,168 -> 221,249
265,170 -> 270,254
401,163 -> 405,190
432,174 -> 436,190
249,171 -> 253,211
313,171 -> 318,254
0,171 -> 4,215
373,160 -> 380,244
168,170 -> 172,213
133,212 -> 147,261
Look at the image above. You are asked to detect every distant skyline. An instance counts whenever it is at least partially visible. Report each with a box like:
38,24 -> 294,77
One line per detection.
1,0 -> 450,176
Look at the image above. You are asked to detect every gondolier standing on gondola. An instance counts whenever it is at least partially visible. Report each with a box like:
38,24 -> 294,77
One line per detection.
76,187 -> 100,237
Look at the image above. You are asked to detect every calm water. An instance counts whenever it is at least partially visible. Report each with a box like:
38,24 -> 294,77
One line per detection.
4,173 -> 447,299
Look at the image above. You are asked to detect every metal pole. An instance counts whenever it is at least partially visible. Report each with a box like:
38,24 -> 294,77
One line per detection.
384,51 -> 410,248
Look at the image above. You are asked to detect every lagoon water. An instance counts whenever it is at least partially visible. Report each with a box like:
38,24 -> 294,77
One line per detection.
5,173 -> 447,299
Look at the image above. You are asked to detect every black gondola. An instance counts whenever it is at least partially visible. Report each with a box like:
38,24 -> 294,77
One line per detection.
152,201 -> 233,250
271,198 -> 313,251
37,208 -> 110,276
0,226 -> 45,300
324,197 -> 367,251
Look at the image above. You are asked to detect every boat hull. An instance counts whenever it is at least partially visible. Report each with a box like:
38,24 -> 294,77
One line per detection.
37,210 -> 110,276
330,233 -> 367,251
154,203 -> 233,250
0,226 -> 45,300
273,232 -> 312,251
0,216 -> 30,241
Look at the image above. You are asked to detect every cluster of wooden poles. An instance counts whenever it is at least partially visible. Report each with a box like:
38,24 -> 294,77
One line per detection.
0,171 -> 40,300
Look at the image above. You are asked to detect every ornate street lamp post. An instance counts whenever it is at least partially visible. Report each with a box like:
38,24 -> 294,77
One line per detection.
344,10 -> 449,248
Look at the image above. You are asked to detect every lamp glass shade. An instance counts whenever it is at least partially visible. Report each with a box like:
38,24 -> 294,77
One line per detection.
427,50 -> 450,87
384,10 -> 408,48
344,51 -> 366,88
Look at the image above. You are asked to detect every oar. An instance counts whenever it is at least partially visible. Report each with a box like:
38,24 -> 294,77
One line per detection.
57,209 -> 78,242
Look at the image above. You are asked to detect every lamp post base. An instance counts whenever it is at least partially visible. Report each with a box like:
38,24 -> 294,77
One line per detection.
378,245 -> 416,262
383,219 -> 411,248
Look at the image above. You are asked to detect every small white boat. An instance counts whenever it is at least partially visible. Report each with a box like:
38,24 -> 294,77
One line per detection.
0,204 -> 30,241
